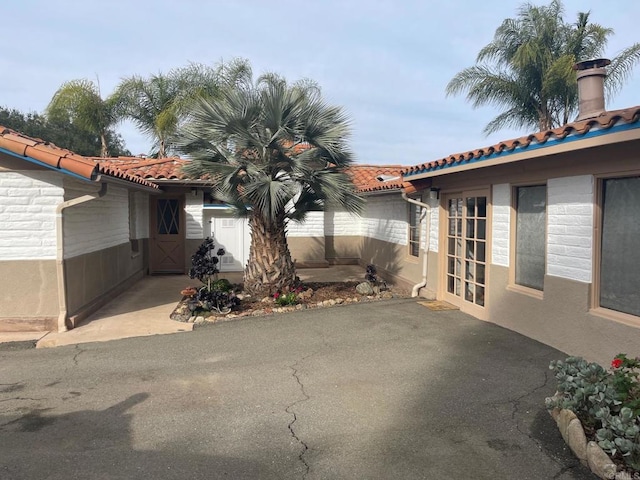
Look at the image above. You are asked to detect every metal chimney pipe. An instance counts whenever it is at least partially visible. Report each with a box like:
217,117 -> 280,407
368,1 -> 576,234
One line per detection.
574,58 -> 610,121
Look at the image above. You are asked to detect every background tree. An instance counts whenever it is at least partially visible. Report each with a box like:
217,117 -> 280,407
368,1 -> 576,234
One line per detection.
178,72 -> 363,295
116,59 -> 252,158
0,106 -> 129,157
46,79 -> 123,157
446,0 -> 640,134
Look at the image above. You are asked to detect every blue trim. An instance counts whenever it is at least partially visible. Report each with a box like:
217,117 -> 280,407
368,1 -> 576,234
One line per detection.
404,120 -> 640,178
0,146 -> 94,182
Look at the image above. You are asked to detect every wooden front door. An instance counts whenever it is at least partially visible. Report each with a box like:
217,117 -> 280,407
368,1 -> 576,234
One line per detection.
442,191 -> 489,319
150,196 -> 185,274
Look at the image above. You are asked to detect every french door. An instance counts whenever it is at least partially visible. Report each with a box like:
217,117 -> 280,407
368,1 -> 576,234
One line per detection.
443,191 -> 489,318
149,196 -> 185,274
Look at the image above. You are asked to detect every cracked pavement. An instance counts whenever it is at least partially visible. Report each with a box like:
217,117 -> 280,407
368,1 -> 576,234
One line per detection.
0,299 -> 594,479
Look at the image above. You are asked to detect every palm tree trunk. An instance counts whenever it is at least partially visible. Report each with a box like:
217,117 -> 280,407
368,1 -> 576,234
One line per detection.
100,132 -> 109,158
244,212 -> 297,297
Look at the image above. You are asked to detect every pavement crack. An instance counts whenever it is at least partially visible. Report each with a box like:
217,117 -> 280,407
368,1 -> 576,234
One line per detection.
285,360 -> 310,479
72,345 -> 85,366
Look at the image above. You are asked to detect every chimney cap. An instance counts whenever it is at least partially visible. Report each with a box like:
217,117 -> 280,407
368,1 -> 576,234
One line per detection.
574,58 -> 611,71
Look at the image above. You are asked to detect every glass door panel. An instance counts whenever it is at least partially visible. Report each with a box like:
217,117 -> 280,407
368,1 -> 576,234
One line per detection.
445,194 -> 488,309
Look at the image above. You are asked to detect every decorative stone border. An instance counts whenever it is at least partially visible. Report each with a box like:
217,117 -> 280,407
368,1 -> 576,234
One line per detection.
548,406 -> 637,479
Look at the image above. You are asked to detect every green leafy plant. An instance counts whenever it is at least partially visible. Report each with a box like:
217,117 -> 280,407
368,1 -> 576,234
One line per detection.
547,354 -> 640,472
273,286 -> 303,306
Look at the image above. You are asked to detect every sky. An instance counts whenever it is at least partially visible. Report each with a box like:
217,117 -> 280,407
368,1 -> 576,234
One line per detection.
2,0 -> 639,166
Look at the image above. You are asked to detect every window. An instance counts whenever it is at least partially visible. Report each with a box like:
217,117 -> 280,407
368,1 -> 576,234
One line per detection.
514,185 -> 546,290
599,177 -> 640,317
408,198 -> 421,257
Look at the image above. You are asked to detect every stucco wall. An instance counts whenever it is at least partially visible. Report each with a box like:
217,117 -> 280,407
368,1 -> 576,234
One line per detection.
0,170 -> 63,260
63,180 -> 130,259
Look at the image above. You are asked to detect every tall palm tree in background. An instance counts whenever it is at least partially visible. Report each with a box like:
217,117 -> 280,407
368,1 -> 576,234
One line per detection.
178,73 -> 363,295
446,0 -> 640,134
46,79 -> 121,157
116,59 -> 252,158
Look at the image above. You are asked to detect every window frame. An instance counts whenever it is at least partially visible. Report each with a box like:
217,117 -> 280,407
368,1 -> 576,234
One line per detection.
508,183 -> 547,299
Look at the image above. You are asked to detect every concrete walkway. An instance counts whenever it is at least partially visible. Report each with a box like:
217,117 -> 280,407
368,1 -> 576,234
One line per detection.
0,265 -> 370,348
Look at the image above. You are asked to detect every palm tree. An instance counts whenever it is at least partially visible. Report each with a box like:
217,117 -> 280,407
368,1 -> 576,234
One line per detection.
116,59 -> 253,158
46,79 -> 121,157
178,73 -> 363,296
446,0 -> 640,134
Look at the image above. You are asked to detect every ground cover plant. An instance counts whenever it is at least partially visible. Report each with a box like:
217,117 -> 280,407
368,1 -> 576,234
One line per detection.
546,354 -> 640,472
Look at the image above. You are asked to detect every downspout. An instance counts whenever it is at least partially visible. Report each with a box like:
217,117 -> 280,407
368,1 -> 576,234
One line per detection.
56,183 -> 108,332
402,192 -> 432,298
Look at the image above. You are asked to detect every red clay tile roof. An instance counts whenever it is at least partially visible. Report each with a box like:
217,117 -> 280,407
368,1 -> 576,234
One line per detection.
98,157 -> 408,193
345,165 -> 407,193
90,157 -> 189,180
403,106 -> 640,177
0,127 -> 159,189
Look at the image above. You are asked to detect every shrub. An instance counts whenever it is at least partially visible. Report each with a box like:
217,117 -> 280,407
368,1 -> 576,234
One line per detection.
547,354 -> 640,472
273,286 -> 303,306
187,238 -> 235,313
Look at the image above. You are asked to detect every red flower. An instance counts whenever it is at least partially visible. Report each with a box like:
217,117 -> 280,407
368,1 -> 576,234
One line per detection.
274,292 -> 280,299
611,358 -> 623,369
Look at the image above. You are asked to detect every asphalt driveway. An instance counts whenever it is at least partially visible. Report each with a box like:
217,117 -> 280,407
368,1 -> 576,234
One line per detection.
0,299 -> 593,479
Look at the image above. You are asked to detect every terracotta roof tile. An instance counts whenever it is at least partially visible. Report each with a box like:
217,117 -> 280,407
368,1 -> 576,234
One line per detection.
93,157 -> 189,180
344,165 -> 407,193
403,106 -> 640,177
0,127 -> 158,189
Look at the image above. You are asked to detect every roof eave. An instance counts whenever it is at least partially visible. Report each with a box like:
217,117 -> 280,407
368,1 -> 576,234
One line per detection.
403,121 -> 640,181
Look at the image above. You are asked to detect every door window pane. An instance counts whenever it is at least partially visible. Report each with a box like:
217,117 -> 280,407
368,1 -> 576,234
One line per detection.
157,199 -> 180,235
515,186 -> 546,290
600,177 -> 640,316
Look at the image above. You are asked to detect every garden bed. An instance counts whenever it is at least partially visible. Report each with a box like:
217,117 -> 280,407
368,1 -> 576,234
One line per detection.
170,280 -> 410,325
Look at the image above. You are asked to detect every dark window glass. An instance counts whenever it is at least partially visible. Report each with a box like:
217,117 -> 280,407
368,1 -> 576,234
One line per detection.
515,186 -> 546,290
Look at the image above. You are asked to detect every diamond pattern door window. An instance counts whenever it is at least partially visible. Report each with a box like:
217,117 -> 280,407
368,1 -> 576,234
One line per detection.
157,199 -> 180,234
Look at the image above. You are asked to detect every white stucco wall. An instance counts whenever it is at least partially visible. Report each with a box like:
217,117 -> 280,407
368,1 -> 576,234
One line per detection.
0,170 -> 64,260
185,192 -> 204,239
287,211 -> 325,237
547,175 -> 594,283
491,183 -> 511,267
324,208 -> 361,236
130,191 -> 149,240
63,180 -> 130,259
362,195 -> 407,245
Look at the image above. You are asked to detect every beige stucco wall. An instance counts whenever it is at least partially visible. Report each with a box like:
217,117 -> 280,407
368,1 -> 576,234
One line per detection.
360,236 -> 436,292
0,259 -> 59,331
64,241 -> 147,322
488,265 -> 639,365
325,235 -> 361,264
288,236 -> 328,267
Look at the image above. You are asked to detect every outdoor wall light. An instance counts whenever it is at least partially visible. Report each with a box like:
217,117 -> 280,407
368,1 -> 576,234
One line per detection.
428,187 -> 440,200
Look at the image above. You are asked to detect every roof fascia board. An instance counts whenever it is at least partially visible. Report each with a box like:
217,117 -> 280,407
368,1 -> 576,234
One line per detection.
404,121 -> 640,181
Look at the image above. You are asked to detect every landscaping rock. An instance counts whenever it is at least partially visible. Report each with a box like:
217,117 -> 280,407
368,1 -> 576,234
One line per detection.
194,316 -> 206,325
251,309 -> 266,317
356,282 -> 374,295
260,296 -> 272,303
381,291 -> 394,299
566,419 -> 587,463
586,441 -> 617,479
557,409 -> 578,441
335,298 -> 344,304
298,288 -> 314,300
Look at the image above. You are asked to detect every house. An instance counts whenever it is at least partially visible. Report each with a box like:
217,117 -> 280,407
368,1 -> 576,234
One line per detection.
0,131 -> 412,334
395,59 -> 640,363
0,128 -> 159,333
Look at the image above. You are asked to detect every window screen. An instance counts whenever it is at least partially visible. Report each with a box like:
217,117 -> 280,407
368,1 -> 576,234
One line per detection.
600,177 -> 640,317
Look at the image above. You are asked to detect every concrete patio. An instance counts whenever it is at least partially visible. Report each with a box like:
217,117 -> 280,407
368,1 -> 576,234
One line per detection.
0,265 -> 369,348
